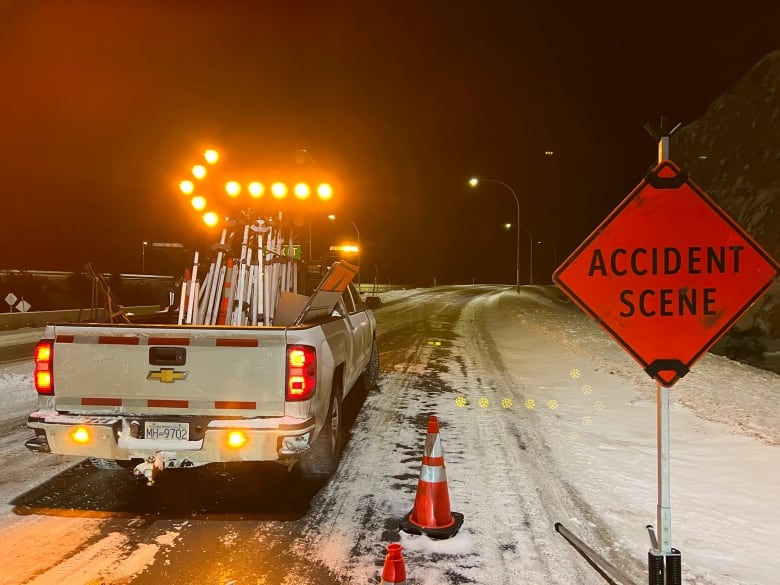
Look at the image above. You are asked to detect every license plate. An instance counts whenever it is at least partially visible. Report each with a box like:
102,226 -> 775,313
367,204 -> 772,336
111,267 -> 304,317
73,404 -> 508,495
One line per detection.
144,421 -> 189,441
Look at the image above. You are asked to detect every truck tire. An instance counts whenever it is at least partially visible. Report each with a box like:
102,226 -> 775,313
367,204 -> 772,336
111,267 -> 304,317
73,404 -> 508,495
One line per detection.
363,339 -> 380,390
300,378 -> 343,476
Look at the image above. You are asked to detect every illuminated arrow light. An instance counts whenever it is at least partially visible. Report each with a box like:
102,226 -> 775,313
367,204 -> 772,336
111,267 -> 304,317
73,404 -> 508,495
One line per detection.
248,182 -> 264,198
204,149 -> 219,164
192,165 -> 207,180
179,180 -> 194,195
225,181 -> 241,197
317,183 -> 333,201
203,211 -> 220,227
294,182 -> 311,200
271,182 -> 288,199
191,196 -> 207,211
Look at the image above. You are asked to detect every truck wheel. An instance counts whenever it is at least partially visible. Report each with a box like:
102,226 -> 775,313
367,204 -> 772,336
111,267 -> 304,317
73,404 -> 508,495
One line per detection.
300,378 -> 343,476
363,340 -> 380,390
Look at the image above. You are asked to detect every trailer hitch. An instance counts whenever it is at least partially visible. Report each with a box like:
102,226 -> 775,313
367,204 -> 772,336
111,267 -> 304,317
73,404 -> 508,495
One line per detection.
133,452 -> 168,486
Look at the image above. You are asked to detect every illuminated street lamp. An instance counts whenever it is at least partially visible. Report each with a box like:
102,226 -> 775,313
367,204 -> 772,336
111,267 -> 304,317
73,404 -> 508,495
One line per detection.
141,241 -> 148,273
469,177 -> 533,290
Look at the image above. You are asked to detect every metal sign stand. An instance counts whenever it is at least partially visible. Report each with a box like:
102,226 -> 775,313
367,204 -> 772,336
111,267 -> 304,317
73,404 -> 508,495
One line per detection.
645,120 -> 683,585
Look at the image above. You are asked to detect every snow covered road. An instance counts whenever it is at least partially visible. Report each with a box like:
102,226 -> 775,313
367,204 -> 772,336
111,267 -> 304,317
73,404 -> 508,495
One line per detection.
0,285 -> 777,584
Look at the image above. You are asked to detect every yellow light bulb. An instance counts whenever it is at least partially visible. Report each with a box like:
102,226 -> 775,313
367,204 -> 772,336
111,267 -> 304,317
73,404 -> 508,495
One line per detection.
271,182 -> 288,199
248,182 -> 264,198
317,183 -> 333,200
294,182 -> 311,200
225,181 -> 241,197
191,195 -> 207,211
203,211 -> 220,227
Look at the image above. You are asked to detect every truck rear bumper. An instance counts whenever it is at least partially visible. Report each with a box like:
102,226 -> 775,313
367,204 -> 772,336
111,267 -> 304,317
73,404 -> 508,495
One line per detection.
26,411 -> 316,465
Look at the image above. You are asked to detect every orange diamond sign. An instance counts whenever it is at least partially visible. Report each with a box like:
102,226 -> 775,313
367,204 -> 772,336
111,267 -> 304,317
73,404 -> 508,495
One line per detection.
553,160 -> 779,387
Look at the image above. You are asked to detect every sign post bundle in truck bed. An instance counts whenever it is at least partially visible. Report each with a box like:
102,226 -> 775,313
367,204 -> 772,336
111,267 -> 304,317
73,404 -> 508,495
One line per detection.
25,227 -> 379,485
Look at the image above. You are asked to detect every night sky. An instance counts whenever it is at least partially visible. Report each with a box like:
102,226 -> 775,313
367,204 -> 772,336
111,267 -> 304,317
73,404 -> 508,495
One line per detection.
2,1 -> 778,286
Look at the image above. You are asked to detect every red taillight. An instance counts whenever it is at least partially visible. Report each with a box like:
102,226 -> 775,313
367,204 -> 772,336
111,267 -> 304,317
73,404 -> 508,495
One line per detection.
286,345 -> 316,401
34,340 -> 54,395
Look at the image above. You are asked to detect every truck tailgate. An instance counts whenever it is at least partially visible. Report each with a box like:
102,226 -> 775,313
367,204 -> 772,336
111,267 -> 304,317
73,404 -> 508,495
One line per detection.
49,325 -> 288,417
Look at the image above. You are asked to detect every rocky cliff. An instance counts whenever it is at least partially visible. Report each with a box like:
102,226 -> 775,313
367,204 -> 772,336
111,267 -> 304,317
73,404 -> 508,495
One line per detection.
672,50 -> 780,340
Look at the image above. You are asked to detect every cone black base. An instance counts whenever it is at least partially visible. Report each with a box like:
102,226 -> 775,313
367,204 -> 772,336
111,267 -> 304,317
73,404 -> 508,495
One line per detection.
399,511 -> 464,539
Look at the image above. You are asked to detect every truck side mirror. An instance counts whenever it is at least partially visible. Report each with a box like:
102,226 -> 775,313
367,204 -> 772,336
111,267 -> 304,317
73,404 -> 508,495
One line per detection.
364,296 -> 382,310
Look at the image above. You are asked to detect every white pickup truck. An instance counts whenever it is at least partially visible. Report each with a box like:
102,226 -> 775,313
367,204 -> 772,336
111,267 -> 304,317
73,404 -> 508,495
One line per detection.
25,261 -> 379,485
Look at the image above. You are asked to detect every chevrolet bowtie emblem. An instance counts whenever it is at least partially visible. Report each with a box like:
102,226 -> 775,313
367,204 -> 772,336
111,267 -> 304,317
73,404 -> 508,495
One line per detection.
147,368 -> 188,383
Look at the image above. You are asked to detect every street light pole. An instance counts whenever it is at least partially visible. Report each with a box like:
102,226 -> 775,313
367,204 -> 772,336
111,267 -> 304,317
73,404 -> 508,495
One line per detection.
142,241 -> 148,274
537,240 -> 558,280
469,178 -> 533,291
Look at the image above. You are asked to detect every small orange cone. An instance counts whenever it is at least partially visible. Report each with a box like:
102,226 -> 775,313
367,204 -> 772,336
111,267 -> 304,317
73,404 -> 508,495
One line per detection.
400,415 -> 464,539
216,259 -> 234,325
381,543 -> 406,584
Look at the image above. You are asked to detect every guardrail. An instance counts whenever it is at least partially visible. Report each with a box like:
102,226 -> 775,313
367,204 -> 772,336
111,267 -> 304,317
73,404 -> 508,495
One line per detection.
0,306 -> 161,331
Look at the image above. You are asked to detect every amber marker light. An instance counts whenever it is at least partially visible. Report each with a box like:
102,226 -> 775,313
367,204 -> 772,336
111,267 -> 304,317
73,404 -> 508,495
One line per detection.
294,182 -> 311,200
192,164 -> 207,180
248,181 -> 264,198
227,431 -> 248,449
180,180 -> 195,194
225,181 -> 241,197
203,211 -> 220,227
271,182 -> 288,199
70,426 -> 90,444
204,149 -> 219,164
317,183 -> 333,201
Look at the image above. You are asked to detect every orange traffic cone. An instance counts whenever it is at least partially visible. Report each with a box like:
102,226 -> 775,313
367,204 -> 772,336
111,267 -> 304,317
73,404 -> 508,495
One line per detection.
216,259 -> 234,325
381,543 -> 406,584
400,415 -> 464,539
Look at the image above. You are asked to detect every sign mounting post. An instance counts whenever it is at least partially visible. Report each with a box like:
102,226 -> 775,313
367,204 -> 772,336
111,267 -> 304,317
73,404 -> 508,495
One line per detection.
554,120 -> 779,583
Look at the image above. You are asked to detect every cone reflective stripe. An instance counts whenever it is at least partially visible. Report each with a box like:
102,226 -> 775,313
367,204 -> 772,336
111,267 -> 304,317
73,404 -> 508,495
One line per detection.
399,415 -> 464,539
216,259 -> 234,325
381,543 -> 406,585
